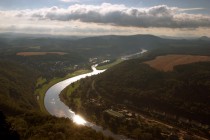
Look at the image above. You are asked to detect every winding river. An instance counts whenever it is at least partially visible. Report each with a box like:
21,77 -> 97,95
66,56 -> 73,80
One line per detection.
44,65 -> 126,139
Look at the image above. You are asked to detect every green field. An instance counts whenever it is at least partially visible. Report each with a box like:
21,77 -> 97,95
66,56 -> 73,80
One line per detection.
60,80 -> 82,109
36,77 -> 47,87
96,59 -> 123,70
65,82 -> 80,97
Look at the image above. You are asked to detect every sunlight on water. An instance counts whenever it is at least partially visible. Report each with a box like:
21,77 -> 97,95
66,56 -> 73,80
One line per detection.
73,115 -> 86,125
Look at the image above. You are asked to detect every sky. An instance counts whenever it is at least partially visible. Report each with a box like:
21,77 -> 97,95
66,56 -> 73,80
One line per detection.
0,0 -> 210,37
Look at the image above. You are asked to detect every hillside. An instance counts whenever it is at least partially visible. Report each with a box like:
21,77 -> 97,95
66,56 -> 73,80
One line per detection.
1,34 -> 210,59
62,53 -> 210,139
0,61 -> 39,115
95,59 -> 210,123
0,61 -> 111,140
95,58 -> 210,137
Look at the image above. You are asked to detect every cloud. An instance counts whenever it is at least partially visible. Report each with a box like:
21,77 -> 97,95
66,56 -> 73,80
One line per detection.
0,3 -> 210,29
179,8 -> 205,12
60,0 -> 80,3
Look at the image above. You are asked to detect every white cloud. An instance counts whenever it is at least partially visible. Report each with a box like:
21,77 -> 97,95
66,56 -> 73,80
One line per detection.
3,3 -> 209,28
0,3 -> 209,37
179,8 -> 205,12
60,0 -> 80,3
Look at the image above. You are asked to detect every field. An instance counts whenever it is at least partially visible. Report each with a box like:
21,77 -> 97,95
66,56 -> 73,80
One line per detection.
144,54 -> 210,71
96,59 -> 123,70
16,52 -> 67,56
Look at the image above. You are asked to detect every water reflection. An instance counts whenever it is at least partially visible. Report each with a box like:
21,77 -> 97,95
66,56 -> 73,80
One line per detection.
73,115 -> 87,125
44,65 -> 127,139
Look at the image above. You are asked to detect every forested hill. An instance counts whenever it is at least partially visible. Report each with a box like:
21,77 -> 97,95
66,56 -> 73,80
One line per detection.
95,58 -> 210,126
0,61 -> 111,140
0,61 -> 39,115
1,34 -> 210,59
60,52 -> 210,139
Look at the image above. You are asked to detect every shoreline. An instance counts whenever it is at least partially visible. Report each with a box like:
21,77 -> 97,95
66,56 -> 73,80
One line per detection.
35,69 -> 91,114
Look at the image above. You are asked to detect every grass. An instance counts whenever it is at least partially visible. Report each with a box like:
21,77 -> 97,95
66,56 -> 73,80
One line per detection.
66,82 -> 80,97
60,81 -> 81,109
66,69 -> 91,77
105,109 -> 124,118
36,77 -> 47,87
96,59 -> 123,70
74,98 -> 81,108
35,69 -> 91,113
29,46 -> 41,49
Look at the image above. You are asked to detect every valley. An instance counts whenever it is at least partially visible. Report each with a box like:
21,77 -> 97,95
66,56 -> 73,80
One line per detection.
0,34 -> 210,140
1,1 -> 210,139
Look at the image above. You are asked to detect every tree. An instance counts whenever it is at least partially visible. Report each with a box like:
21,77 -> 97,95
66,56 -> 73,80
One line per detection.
0,111 -> 20,140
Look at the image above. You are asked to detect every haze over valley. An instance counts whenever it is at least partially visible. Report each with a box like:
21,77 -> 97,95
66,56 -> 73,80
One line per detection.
0,0 -> 210,140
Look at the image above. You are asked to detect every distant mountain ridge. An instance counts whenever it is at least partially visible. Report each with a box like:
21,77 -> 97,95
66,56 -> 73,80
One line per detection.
0,32 -> 209,40
1,33 -> 210,60
199,36 -> 210,41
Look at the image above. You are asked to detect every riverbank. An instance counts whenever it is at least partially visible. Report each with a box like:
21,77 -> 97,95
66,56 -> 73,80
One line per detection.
96,59 -> 123,70
43,65 -> 128,140
35,69 -> 91,113
60,81 -> 81,111
61,73 -> 209,140
43,50 -> 148,139
60,59 -> 210,140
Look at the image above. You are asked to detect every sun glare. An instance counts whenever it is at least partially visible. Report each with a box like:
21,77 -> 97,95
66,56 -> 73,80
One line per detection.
73,115 -> 86,125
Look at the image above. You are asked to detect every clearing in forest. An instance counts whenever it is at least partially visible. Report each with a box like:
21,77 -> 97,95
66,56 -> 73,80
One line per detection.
16,52 -> 67,56
144,54 -> 210,71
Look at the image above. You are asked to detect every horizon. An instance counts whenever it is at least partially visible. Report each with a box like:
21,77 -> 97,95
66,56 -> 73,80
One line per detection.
1,32 -> 209,39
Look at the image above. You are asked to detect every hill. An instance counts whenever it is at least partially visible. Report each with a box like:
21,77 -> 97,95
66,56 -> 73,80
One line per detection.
0,61 -> 39,115
1,34 -> 210,59
96,59 -> 210,122
199,36 -> 210,41
95,59 -> 210,137
0,61 -> 111,140
62,51 -> 210,139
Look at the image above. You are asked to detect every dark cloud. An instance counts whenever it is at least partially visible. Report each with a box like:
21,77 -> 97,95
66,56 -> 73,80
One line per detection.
4,3 -> 210,28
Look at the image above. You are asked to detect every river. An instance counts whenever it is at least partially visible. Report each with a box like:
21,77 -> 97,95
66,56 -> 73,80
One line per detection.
44,65 -> 127,140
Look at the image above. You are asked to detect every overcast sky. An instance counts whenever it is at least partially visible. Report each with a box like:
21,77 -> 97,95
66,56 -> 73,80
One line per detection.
0,0 -> 210,37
